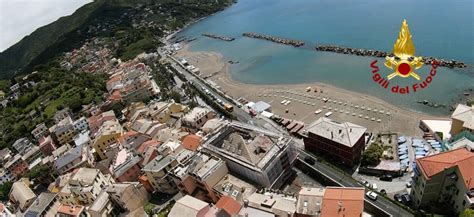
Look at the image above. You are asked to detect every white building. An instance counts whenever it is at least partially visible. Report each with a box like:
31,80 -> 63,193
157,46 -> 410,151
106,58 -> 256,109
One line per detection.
73,117 -> 89,133
68,168 -> 113,205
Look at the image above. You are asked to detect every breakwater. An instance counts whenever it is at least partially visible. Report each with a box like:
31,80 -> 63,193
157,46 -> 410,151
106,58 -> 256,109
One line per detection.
202,33 -> 234,41
315,45 -> 467,68
242,32 -> 305,47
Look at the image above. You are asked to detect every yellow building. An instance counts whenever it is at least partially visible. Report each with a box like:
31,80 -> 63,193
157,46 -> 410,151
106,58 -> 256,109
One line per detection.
92,120 -> 123,160
450,104 -> 474,137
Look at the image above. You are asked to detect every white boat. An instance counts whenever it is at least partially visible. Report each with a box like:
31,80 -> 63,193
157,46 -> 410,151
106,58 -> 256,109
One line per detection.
324,112 -> 333,117
315,109 -> 322,114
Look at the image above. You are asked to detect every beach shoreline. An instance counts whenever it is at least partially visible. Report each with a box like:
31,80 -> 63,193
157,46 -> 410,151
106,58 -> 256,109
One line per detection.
174,43 -> 445,136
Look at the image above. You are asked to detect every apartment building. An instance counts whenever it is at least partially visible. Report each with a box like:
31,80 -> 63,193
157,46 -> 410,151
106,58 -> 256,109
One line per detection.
92,120 -> 124,160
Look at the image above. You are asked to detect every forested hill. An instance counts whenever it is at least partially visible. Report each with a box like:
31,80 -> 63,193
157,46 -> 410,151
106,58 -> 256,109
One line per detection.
0,0 -> 232,80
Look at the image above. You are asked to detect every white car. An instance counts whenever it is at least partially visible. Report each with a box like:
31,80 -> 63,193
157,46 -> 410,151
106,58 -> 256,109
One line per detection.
314,109 -> 322,114
366,191 -> 378,200
371,183 -> 378,190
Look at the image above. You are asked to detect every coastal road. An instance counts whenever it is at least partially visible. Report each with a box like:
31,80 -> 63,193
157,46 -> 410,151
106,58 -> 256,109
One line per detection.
298,151 -> 414,217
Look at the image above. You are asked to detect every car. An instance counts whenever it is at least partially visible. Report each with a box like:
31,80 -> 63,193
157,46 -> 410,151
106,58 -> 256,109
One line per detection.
366,191 -> 378,200
363,181 -> 370,188
304,156 -> 316,165
380,174 -> 393,181
406,181 -> 412,188
401,194 -> 412,205
394,194 -> 402,202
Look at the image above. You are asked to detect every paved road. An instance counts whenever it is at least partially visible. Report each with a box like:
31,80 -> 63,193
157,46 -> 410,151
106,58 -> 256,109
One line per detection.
298,151 -> 414,217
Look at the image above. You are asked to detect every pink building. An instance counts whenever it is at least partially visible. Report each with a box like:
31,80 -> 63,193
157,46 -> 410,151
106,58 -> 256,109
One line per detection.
109,149 -> 142,182
39,136 -> 57,156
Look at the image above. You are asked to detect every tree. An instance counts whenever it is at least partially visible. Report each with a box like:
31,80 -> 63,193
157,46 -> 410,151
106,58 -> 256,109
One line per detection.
361,143 -> 384,167
0,181 -> 13,201
459,209 -> 474,217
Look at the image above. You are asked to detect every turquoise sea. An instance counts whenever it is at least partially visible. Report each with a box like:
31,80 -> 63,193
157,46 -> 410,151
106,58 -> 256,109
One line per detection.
178,0 -> 474,116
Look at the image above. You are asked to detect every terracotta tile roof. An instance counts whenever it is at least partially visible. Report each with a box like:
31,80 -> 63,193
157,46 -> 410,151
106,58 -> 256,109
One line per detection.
416,148 -> 474,189
57,204 -> 84,216
320,187 -> 364,217
136,139 -> 161,154
181,134 -> 202,152
117,131 -> 138,144
215,195 -> 242,215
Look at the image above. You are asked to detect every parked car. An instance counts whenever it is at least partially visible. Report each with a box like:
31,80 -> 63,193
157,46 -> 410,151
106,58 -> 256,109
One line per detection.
380,174 -> 393,182
371,183 -> 378,190
366,191 -> 378,200
401,194 -> 412,205
304,156 -> 316,165
394,194 -> 402,202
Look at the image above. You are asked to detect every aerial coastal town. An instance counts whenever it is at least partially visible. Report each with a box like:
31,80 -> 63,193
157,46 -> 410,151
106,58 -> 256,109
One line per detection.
0,1 -> 473,217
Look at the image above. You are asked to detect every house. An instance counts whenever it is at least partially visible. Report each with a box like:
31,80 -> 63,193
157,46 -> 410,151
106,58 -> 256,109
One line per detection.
295,187 -> 325,217
49,117 -> 77,146
215,195 -> 242,216
73,117 -> 89,133
106,183 -> 149,212
109,149 -> 142,182
92,120 -> 123,160
54,144 -> 93,174
53,108 -> 72,124
57,204 -> 86,217
31,123 -> 48,141
88,191 -> 119,217
181,134 -> 202,152
168,195 -> 218,217
12,137 -> 33,154
246,191 -> 297,216
320,187 -> 365,217
4,154 -> 29,178
0,148 -> 12,164
68,168 -> 113,204
88,110 -> 116,136
0,169 -> 13,185
24,192 -> 60,217
0,203 -> 14,216
303,117 -> 367,167
411,148 -> 474,214
450,104 -> 474,137
181,107 -> 216,133
39,136 -> 57,156
9,179 -> 36,212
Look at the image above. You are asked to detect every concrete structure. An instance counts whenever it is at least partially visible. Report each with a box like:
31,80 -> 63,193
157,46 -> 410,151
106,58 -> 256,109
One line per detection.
246,191 -> 297,216
4,154 -> 29,178
212,174 -> 256,203
54,144 -> 93,174
303,117 -> 367,167
73,117 -> 89,133
0,169 -> 13,185
24,192 -> 60,217
49,117 -> 77,146
106,183 -> 149,212
320,187 -> 365,217
168,195 -> 217,217
450,104 -> 474,137
203,122 -> 297,188
92,120 -> 123,160
54,108 -> 72,124
109,149 -> 142,182
88,110 -> 116,136
296,187 -> 325,217
181,107 -> 216,132
57,204 -> 86,217
31,123 -> 48,141
88,191 -> 118,217
411,148 -> 474,214
9,179 -> 36,212
68,168 -> 112,205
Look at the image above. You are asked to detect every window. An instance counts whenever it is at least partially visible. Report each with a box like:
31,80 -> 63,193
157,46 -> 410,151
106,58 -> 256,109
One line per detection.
463,200 -> 466,206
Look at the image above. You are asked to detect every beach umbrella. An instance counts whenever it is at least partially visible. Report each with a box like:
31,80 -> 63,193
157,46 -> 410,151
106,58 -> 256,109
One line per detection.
377,119 -> 381,122
352,113 -> 356,116
371,118 -> 375,121
359,115 -> 363,118
373,109 -> 378,113
365,116 -> 369,119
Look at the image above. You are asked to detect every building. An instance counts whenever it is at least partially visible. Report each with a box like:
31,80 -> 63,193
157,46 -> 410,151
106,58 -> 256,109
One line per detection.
92,120 -> 123,160
57,204 -> 86,217
168,195 -> 218,217
181,134 -> 202,152
411,148 -> 474,214
174,153 -> 228,203
24,192 -> 60,216
450,104 -> 474,137
88,110 -> 116,136
4,154 -> 29,178
73,117 -> 89,133
303,117 -> 367,167
0,169 -> 13,185
181,107 -> 216,132
215,195 -> 242,216
9,179 -> 36,212
212,174 -> 256,203
54,144 -> 93,174
106,183 -> 149,212
203,122 -> 297,188
0,203 -> 14,217
31,123 -> 48,141
109,149 -> 142,182
21,145 -> 43,167
49,117 -> 77,146
68,168 -> 112,205
88,191 -> 119,217
246,191 -> 297,216
54,108 -> 72,124
0,148 -> 12,164
39,136 -> 57,156
320,187 -> 365,217
12,137 -> 32,154
295,187 -> 325,217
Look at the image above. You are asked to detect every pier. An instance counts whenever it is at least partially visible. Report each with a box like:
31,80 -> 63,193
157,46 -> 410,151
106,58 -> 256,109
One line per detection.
242,32 -> 305,47
315,45 -> 467,68
202,33 -> 235,41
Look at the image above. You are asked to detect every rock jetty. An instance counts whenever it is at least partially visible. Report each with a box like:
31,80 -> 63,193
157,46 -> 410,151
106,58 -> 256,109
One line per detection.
243,32 -> 304,47
315,45 -> 467,68
202,33 -> 234,41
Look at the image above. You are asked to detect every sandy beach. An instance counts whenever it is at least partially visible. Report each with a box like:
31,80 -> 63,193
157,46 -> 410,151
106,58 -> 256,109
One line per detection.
174,43 -> 444,136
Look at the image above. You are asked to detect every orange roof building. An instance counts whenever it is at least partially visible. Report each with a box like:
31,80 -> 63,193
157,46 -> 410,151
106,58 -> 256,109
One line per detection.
215,195 -> 242,215
57,204 -> 85,217
320,187 -> 365,217
181,134 -> 202,151
412,148 -> 474,213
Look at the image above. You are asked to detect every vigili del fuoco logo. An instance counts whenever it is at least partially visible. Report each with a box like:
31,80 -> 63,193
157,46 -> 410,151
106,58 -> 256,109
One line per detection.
370,19 -> 438,94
